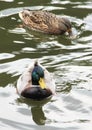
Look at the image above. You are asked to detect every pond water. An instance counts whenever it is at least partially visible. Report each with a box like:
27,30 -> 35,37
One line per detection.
0,0 -> 92,130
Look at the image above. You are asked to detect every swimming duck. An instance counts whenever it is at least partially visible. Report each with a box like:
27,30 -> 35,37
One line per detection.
16,61 -> 55,100
19,9 -> 72,36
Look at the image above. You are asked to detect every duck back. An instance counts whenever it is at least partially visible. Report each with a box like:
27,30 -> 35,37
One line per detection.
19,10 -> 72,35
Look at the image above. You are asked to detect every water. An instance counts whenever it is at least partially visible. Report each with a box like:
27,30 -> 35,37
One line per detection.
0,0 -> 92,130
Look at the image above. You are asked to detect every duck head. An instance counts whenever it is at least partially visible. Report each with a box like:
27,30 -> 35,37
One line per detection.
62,18 -> 73,36
32,62 -> 46,89
60,17 -> 73,36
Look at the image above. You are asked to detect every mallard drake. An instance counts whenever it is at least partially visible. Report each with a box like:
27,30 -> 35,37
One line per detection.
19,9 -> 72,36
17,61 -> 55,100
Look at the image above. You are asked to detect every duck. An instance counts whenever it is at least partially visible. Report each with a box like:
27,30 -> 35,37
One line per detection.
16,61 -> 56,100
19,9 -> 72,36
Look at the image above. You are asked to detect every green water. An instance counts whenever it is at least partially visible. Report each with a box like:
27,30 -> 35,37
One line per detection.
0,0 -> 92,130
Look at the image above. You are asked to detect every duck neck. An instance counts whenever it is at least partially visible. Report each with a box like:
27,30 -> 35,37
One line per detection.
32,79 -> 39,86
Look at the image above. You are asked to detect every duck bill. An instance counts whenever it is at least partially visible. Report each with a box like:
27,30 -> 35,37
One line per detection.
39,78 -> 46,89
67,29 -> 73,36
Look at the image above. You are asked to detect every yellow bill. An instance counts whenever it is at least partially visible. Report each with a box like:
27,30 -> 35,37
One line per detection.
39,78 -> 46,89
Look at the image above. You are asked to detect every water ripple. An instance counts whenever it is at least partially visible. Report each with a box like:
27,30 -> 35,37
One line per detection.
0,0 -> 92,129
0,53 -> 15,60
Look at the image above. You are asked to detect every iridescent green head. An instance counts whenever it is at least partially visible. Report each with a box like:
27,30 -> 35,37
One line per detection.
32,62 -> 46,89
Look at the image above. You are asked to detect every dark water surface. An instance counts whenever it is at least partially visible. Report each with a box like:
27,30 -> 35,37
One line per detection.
0,0 -> 92,130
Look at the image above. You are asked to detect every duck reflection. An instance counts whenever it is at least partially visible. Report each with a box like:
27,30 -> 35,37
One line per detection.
16,97 -> 52,125
31,106 -> 46,125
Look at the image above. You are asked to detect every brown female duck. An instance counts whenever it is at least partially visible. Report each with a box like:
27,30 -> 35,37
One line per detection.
19,9 -> 72,35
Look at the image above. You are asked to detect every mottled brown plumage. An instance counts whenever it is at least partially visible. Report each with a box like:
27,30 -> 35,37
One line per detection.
19,9 -> 72,35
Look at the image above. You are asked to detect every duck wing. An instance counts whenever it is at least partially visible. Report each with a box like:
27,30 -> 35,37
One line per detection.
28,11 -> 48,30
44,69 -> 56,94
17,63 -> 34,95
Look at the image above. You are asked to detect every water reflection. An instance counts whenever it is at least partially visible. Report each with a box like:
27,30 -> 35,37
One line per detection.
31,106 -> 46,125
16,96 -> 52,125
0,117 -> 31,130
